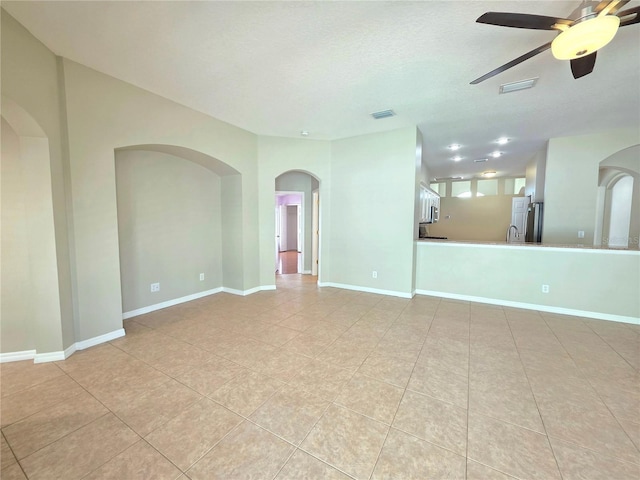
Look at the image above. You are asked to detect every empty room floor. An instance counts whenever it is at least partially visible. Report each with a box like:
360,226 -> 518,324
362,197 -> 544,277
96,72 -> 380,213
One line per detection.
1,275 -> 639,479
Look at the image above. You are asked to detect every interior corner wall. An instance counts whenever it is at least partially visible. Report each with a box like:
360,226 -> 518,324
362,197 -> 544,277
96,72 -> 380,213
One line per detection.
221,174 -> 245,291
525,145 -> 547,202
328,127 -> 417,296
544,129 -> 640,245
115,150 -> 223,312
58,58 -> 259,340
257,136 -> 332,287
1,10 -> 75,352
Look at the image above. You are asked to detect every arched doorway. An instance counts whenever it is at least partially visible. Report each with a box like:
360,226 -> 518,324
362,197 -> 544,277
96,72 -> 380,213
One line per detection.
275,171 -> 320,279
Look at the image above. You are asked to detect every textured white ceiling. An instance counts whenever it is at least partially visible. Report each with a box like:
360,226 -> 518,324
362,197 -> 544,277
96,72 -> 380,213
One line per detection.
3,1 -> 639,179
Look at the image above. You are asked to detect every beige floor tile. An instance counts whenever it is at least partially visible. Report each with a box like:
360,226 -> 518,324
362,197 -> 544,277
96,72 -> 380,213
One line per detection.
619,418 -> 640,451
371,337 -> 423,362
281,332 -> 333,358
466,460 -> 517,479
250,385 -> 330,445
145,398 -> 242,470
550,437 -> 640,480
316,341 -> 375,370
288,359 -> 354,401
275,449 -> 352,479
469,370 -> 544,433
371,427 -> 466,480
215,337 -> 277,368
467,412 -> 561,480
20,413 -> 139,480
147,345 -> 217,378
3,390 -> 108,459
187,421 -> 294,480
172,355 -> 245,396
0,361 -> 65,398
253,348 -> 312,382
1,374 -> 85,427
111,378 -> 202,436
278,314 -> 319,332
1,434 -> 17,470
301,404 -> 388,480
249,325 -> 301,347
0,463 -> 27,480
335,374 -> 403,425
393,390 -> 467,456
407,363 -> 468,408
209,369 -> 284,416
83,440 -> 182,480
357,354 -> 415,388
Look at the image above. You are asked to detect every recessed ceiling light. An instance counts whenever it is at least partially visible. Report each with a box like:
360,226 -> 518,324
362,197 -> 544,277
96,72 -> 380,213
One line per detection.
451,155 -> 462,162
482,171 -> 497,177
490,151 -> 502,158
447,144 -> 462,151
300,130 -> 309,136
496,137 -> 509,145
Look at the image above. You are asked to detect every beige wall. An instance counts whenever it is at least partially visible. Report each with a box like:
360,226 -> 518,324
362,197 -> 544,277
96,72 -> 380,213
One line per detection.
2,11 -> 75,352
525,146 -> 547,202
544,129 -> 640,245
429,195 -> 517,241
115,150 -> 223,312
1,119 -> 34,352
416,242 -> 640,321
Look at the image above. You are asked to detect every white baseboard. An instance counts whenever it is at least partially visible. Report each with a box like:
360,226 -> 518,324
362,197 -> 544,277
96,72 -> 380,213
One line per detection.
301,270 -> 312,275
414,289 -> 640,325
223,285 -> 276,296
2,327 -> 127,364
123,288 -> 223,319
76,328 -> 125,350
0,349 -> 37,363
318,282 -> 413,299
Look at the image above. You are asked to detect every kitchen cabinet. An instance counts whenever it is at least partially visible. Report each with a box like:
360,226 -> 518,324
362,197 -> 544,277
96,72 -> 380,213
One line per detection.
420,184 -> 440,223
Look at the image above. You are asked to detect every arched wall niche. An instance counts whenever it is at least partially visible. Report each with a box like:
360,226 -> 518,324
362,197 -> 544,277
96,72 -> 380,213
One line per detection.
595,145 -> 640,247
114,145 -> 246,314
1,97 -> 67,360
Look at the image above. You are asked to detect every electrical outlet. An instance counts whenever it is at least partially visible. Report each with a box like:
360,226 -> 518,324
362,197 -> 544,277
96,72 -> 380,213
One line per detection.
199,273 -> 205,281
150,282 -> 160,292
541,284 -> 549,294
578,230 -> 585,239
372,271 -> 377,279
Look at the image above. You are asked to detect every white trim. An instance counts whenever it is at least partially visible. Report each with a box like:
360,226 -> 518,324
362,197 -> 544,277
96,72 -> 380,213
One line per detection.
64,343 -> 77,358
414,289 -> 640,325
222,285 -> 275,296
301,270 -> 312,275
260,285 -> 277,291
0,349 -> 36,363
34,350 -> 66,363
75,328 -> 125,350
415,240 -> 640,255
318,281 -> 412,299
123,288 -> 223,319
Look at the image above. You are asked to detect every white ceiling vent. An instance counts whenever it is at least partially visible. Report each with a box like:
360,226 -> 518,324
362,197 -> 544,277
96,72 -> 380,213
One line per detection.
474,158 -> 488,163
499,77 -> 538,94
370,109 -> 395,119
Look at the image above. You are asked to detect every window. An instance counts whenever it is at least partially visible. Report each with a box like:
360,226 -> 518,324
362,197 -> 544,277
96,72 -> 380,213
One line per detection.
505,177 -> 526,195
477,179 -> 498,196
430,182 -> 446,197
451,180 -> 471,198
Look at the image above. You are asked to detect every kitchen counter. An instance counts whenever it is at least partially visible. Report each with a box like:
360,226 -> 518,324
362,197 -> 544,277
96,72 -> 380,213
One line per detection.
416,238 -> 640,252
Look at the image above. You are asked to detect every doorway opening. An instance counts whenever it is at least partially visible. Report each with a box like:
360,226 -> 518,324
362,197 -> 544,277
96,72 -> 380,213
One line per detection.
275,171 -> 320,279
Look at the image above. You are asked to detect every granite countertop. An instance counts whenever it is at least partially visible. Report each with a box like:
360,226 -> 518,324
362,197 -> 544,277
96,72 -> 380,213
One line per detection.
416,238 -> 640,251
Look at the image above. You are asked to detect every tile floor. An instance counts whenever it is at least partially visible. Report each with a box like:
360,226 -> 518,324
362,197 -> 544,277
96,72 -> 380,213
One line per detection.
1,275 -> 639,479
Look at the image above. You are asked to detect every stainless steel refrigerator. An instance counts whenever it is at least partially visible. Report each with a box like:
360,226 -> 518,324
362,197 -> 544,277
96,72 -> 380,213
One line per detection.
525,202 -> 543,243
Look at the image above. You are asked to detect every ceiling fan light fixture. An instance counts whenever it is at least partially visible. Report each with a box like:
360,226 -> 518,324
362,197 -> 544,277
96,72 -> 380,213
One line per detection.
551,15 -> 620,60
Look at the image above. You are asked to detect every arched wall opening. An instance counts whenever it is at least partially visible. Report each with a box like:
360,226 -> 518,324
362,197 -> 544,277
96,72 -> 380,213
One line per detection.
114,145 -> 244,315
274,170 -> 321,279
1,97 -> 66,360
595,145 -> 640,248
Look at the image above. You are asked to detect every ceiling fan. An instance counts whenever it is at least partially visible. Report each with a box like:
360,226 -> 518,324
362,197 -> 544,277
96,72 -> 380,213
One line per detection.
470,0 -> 640,84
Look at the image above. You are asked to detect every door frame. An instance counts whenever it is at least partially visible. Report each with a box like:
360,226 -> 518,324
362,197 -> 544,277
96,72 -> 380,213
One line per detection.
275,191 -> 304,272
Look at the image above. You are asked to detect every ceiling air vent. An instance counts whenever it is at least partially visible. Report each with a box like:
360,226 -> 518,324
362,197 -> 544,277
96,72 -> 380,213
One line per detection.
370,109 -> 395,119
499,77 -> 538,94
474,158 -> 488,163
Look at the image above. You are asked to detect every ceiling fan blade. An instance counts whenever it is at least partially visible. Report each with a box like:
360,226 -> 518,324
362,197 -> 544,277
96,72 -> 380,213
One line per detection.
470,42 -> 552,84
476,12 -> 572,30
617,6 -> 640,26
571,52 -> 597,79
595,0 -> 630,15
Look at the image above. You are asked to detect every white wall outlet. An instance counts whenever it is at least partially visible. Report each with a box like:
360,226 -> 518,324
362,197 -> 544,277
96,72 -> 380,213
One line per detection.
199,273 -> 205,281
541,284 -> 549,294
578,230 -> 585,239
150,282 -> 160,292
372,271 -> 377,279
